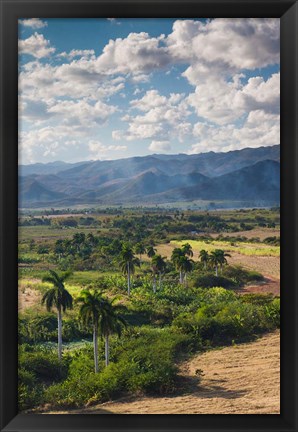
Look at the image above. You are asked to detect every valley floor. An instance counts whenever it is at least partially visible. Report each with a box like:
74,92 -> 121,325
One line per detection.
46,330 -> 280,415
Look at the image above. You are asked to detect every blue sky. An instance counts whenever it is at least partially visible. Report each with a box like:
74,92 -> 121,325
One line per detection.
18,18 -> 280,164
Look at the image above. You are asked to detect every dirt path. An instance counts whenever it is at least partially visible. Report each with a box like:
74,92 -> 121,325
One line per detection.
47,331 -> 280,415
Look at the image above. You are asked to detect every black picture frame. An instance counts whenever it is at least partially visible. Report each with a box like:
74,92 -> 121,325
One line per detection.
0,1 -> 297,431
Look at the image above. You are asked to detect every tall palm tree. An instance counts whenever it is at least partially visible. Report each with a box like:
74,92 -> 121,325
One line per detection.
151,254 -> 167,290
146,245 -> 157,258
77,289 -> 105,373
41,270 -> 73,360
182,243 -> 193,258
179,256 -> 194,286
199,249 -> 209,269
209,250 -> 223,276
119,244 -> 140,295
171,248 -> 185,283
99,300 -> 127,367
135,242 -> 146,263
216,249 -> 231,272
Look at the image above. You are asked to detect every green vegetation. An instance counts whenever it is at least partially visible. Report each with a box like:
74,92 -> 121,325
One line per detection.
18,207 -> 280,412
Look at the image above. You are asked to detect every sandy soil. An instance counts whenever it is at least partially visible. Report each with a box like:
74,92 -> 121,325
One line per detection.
237,277 -> 280,296
46,331 -> 280,415
228,253 -> 280,280
18,286 -> 42,311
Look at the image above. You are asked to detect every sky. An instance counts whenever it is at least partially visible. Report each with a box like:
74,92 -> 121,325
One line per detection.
18,18 -> 280,164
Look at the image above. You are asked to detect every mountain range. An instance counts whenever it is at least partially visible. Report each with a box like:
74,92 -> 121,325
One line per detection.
19,145 -> 280,208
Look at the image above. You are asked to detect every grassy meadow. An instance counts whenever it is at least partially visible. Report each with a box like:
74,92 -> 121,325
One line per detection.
18,207 -> 280,413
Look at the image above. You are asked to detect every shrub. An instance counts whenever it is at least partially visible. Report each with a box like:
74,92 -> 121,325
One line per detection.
173,288 -> 279,345
264,298 -> 280,328
18,368 -> 44,411
44,327 -> 192,409
193,274 -> 236,289
241,293 -> 274,306
18,312 -> 89,344
19,348 -> 68,382
222,266 -> 263,285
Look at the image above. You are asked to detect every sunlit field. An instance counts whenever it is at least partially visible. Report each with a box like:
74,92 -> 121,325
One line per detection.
172,239 -> 280,257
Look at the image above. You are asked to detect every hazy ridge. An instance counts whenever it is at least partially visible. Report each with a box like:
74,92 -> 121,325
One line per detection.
19,145 -> 280,207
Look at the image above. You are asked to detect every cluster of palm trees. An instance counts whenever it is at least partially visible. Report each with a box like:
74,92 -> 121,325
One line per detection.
119,243 -> 167,295
42,245 -> 231,368
199,249 -> 231,276
171,243 -> 194,286
42,270 -> 126,371
119,243 -> 232,292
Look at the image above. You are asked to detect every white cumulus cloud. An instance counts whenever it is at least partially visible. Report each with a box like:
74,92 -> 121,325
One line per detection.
19,33 -> 55,58
19,18 -> 47,29
149,140 -> 171,153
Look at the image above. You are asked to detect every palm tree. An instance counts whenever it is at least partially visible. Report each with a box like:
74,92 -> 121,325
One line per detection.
179,256 -> 194,286
87,233 -> 96,247
209,250 -> 222,276
72,232 -> 85,253
41,270 -> 73,360
182,243 -> 193,258
119,244 -> 140,295
99,300 -> 127,367
199,249 -> 209,269
171,248 -> 185,283
146,245 -> 157,258
78,289 -> 105,373
151,254 -> 167,290
216,249 -> 231,272
135,242 -> 146,263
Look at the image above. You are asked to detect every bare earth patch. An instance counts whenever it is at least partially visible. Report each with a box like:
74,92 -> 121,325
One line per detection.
18,287 -> 42,311
237,277 -> 280,296
46,331 -> 280,415
228,253 -> 280,280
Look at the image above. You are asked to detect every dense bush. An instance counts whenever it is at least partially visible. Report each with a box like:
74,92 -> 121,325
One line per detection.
19,347 -> 68,382
222,266 -> 263,284
18,368 -> 44,411
192,274 -> 237,289
18,268 -> 279,412
44,327 -> 192,409
19,312 -> 90,344
173,288 -> 279,345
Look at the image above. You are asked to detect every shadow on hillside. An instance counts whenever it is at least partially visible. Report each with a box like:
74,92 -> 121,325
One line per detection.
175,374 -> 247,400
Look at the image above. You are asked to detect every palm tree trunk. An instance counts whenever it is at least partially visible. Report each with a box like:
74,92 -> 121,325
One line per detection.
105,335 -> 109,367
57,308 -> 62,361
179,270 -> 183,284
215,265 -> 218,277
93,324 -> 99,373
184,272 -> 187,287
153,273 -> 156,293
127,263 -> 131,296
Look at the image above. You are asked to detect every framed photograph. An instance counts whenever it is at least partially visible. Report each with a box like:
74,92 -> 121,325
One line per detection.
1,0 -> 297,431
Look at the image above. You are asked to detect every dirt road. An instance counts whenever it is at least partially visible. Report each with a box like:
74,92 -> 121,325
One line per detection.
47,331 -> 280,415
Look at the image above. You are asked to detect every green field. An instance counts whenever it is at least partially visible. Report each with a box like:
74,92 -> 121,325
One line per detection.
172,239 -> 280,257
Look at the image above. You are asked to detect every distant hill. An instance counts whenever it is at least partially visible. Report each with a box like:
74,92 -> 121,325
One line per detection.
19,161 -> 88,176
19,177 -> 67,204
18,145 -> 280,207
